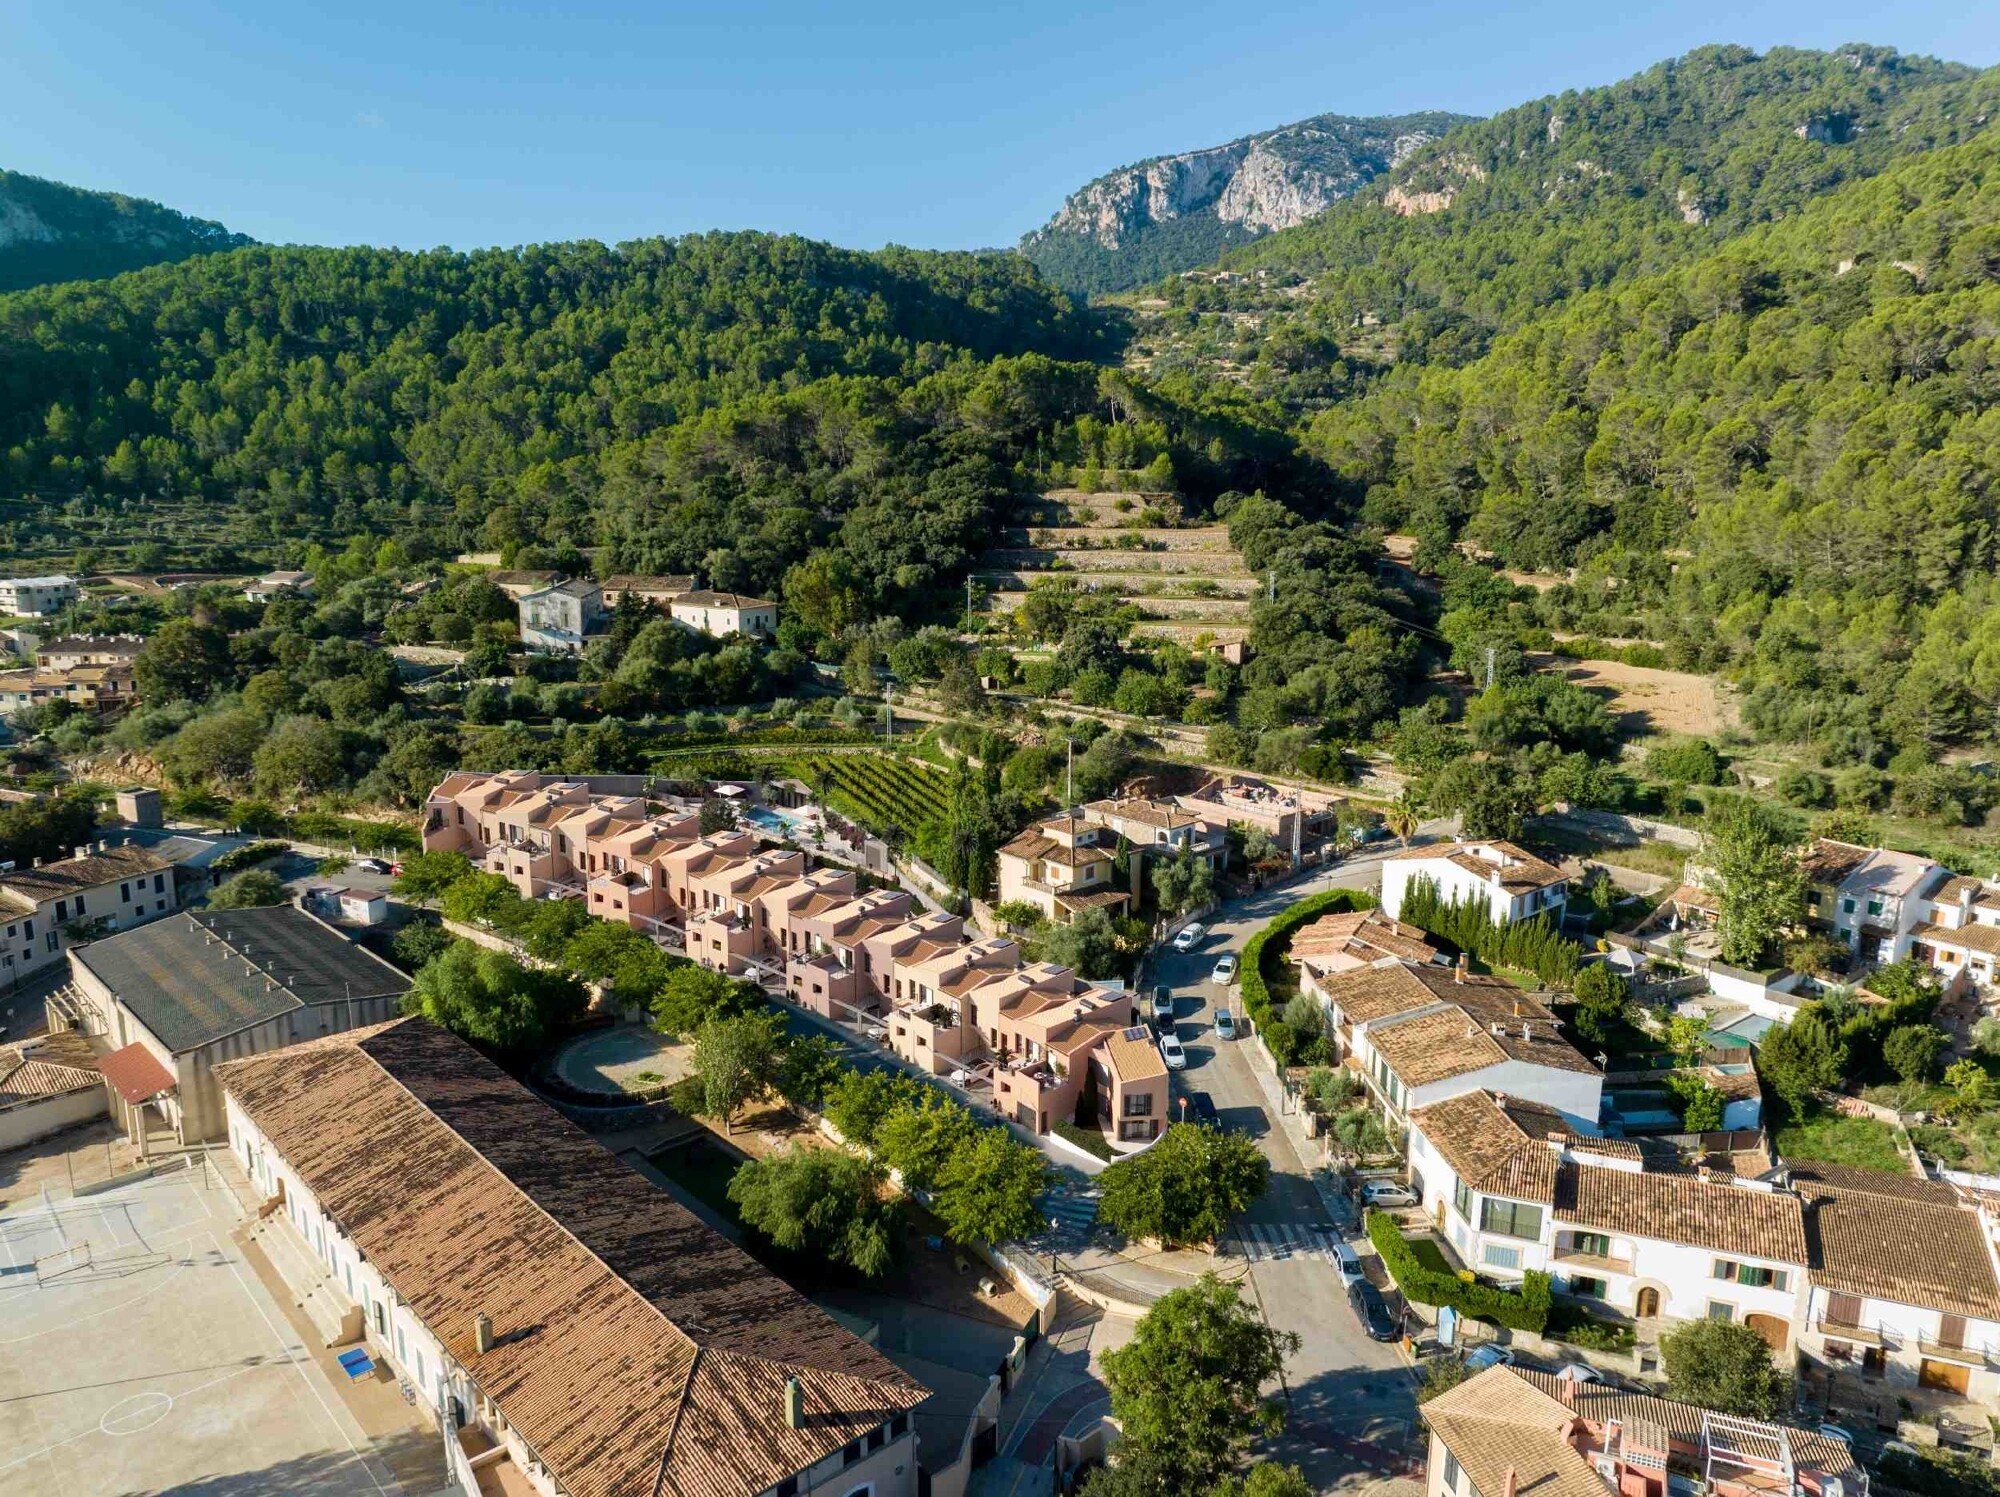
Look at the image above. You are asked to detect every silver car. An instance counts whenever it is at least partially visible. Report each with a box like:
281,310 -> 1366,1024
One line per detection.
1159,1032 -> 1188,1070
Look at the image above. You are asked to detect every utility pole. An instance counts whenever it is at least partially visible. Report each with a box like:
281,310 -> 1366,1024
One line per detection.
1267,569 -> 1276,604
965,575 -> 974,629
1066,738 -> 1074,809
1485,645 -> 1497,691
884,684 -> 893,745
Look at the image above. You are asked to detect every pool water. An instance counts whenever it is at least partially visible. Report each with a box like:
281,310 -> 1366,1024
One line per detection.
744,805 -> 808,835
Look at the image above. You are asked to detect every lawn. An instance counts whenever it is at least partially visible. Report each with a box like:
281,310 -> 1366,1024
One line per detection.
1408,1236 -> 1457,1277
1773,1110 -> 1909,1174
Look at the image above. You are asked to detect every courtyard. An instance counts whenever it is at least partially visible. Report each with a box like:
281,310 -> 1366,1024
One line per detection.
0,1146 -> 432,1497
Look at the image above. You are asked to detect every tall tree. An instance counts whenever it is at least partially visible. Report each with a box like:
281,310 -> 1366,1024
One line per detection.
1098,1274 -> 1299,1490
1702,797 -> 1804,968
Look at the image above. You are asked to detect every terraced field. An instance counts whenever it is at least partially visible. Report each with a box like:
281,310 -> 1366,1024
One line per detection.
975,488 -> 1258,645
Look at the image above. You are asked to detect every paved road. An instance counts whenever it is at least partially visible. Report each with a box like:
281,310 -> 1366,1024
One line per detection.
1149,838 -> 1454,1486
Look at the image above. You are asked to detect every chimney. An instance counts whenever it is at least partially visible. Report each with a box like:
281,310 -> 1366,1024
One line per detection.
74,846 -> 88,861
1521,1022 -> 1531,1042
1557,1377 -> 1575,1409
474,1312 -> 494,1354
1455,953 -> 1468,984
1503,1467 -> 1518,1497
783,1375 -> 804,1430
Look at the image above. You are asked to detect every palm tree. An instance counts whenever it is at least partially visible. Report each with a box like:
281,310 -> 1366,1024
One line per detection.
1385,796 -> 1419,850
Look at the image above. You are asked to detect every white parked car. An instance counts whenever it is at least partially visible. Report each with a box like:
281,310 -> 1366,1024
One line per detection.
1211,954 -> 1239,985
1159,1033 -> 1187,1070
1330,1239 -> 1365,1287
1555,1363 -> 1604,1385
1172,923 -> 1206,952
1359,1181 -> 1417,1209
1150,985 -> 1175,1025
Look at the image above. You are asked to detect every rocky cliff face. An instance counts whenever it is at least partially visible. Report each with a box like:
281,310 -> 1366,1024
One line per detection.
0,170 -> 250,293
1021,110 -> 1473,292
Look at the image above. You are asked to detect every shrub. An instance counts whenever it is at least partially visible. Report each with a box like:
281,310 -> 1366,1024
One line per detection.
1055,1119 -> 1115,1160
1239,889 -> 1376,1060
1399,875 -> 1581,987
1366,1210 -> 1551,1332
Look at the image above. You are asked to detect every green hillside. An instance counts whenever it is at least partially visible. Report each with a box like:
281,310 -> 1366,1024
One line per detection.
0,169 -> 249,292
1314,122 -> 2000,777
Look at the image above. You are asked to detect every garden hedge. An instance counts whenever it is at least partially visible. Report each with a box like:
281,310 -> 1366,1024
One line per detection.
1239,887 -> 1375,1050
1366,1209 -> 1551,1333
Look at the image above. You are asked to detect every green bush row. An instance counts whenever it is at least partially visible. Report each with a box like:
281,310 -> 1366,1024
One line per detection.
211,839 -> 291,873
1365,1209 -> 1552,1332
1238,888 -> 1375,1055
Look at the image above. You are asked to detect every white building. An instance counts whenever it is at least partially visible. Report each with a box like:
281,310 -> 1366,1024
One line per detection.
1381,839 -> 1569,925
0,841 -> 179,983
671,589 -> 778,639
1792,1160 -> 2000,1404
1407,1091 -> 1807,1349
242,570 -> 314,603
220,1018 -> 927,1497
1798,838 -> 1943,965
1313,960 -> 1602,1133
0,574 -> 78,617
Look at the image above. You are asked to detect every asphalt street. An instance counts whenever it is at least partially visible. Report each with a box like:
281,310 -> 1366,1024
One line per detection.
1147,835 -> 1457,1482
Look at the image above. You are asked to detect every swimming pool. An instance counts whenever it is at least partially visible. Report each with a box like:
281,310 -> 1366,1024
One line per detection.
744,804 -> 809,836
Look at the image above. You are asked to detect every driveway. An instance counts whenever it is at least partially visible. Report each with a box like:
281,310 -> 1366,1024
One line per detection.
1147,833 -> 1455,1485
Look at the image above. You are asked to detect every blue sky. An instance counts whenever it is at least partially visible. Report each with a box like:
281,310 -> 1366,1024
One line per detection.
3,0 -> 1996,253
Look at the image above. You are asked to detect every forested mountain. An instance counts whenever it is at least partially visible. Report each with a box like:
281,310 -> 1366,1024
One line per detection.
0,169 -> 249,293
0,233 -> 1330,624
1020,110 -> 1470,294
1138,46 -> 2000,418
1314,122 -> 2000,770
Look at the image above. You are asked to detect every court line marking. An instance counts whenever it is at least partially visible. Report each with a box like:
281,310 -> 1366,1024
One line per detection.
217,1233 -> 395,1497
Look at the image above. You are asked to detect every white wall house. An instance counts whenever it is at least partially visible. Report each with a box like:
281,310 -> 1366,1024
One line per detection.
1792,1161 -> 2000,1405
1798,838 -> 1942,965
1407,1091 -> 1809,1351
0,842 -> 178,983
0,574 -> 78,617
1380,839 -> 1568,925
1314,960 -> 1601,1134
671,589 -> 777,639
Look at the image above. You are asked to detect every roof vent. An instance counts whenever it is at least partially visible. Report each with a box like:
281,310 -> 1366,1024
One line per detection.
783,1375 -> 804,1429
474,1311 -> 494,1354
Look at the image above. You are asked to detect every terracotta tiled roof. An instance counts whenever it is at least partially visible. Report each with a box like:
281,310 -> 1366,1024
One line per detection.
1791,1163 -> 2000,1319
1420,1368 -> 1606,1497
1387,838 -> 1566,891
217,1020 -> 924,1497
0,1031 -> 102,1107
602,574 -> 695,595
1291,910 -> 1441,968
1800,839 -> 1873,886
0,842 -> 172,903
1914,920 -> 2000,957
1103,1025 -> 1167,1084
1412,1092 -> 1564,1202
99,1042 -> 176,1104
675,590 -> 775,609
1313,961 -> 1441,1024
1555,1161 -> 1807,1263
1082,797 -> 1203,831
1369,983 -> 1595,1088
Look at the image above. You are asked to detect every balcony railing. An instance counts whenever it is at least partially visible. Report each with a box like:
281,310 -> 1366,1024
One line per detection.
1917,1338 -> 1989,1368
1551,1248 -> 1634,1275
1813,1317 -> 1885,1347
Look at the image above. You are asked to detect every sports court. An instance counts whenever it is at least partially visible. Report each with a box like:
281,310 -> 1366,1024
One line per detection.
0,1155 -> 407,1496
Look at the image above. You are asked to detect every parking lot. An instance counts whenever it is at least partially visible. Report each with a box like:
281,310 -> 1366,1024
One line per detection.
0,1157 -> 405,1497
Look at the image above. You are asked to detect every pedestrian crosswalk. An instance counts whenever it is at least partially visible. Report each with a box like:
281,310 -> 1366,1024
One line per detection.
1225,1220 -> 1348,1264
